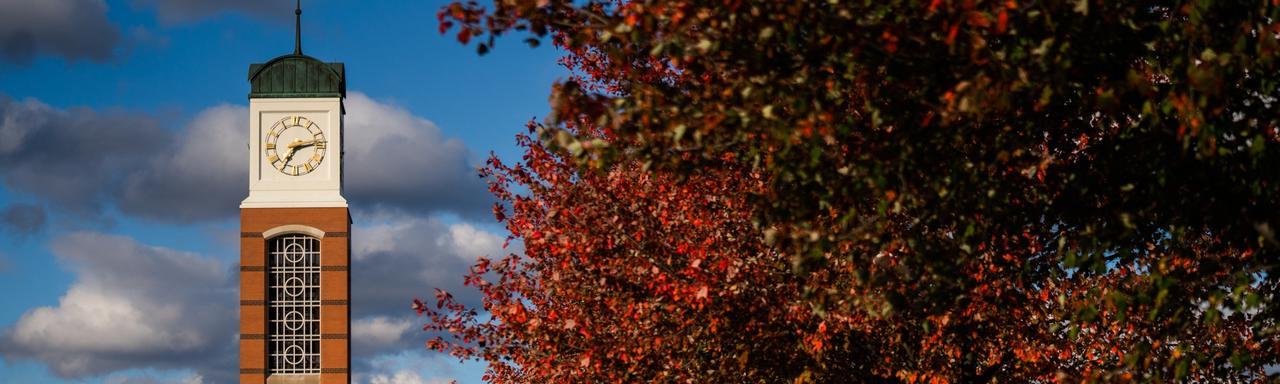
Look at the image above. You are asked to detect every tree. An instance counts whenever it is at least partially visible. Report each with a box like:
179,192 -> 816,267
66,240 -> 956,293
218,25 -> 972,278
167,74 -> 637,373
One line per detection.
422,1 -> 1280,382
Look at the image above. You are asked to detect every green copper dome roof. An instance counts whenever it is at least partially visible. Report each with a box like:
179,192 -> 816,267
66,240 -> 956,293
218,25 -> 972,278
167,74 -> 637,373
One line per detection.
247,54 -> 345,99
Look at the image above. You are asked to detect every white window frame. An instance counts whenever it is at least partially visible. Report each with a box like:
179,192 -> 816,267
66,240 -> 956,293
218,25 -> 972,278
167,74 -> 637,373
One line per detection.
268,234 -> 321,375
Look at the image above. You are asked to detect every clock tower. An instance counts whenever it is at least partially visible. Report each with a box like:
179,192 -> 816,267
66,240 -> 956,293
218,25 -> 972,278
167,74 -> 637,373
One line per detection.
240,3 -> 350,383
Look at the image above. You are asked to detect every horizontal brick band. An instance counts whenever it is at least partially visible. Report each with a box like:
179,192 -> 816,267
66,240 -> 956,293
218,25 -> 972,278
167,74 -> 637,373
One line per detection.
240,232 -> 263,238
327,232 -> 348,237
245,333 -> 345,339
240,368 -> 266,374
245,299 -> 349,305
320,265 -> 348,271
240,265 -> 265,271
321,368 -> 349,373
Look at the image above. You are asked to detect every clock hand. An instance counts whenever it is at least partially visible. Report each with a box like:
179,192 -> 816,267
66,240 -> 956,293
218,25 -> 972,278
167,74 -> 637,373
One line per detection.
282,146 -> 298,165
288,139 -> 317,149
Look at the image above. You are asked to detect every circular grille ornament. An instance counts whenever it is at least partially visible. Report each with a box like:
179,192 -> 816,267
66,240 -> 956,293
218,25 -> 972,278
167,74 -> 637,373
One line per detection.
283,310 -> 305,331
283,344 -> 306,366
283,276 -> 305,298
283,242 -> 306,263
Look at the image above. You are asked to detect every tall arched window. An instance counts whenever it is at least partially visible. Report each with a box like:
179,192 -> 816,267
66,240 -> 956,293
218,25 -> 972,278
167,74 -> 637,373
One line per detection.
268,234 -> 321,375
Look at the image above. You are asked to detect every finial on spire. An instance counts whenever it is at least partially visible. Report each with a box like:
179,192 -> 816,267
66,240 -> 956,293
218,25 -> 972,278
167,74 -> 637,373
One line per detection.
293,0 -> 302,55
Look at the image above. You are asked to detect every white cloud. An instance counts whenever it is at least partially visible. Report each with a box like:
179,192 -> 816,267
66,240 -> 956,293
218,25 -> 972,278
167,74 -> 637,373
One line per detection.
0,220 -> 497,382
344,93 -> 493,219
119,105 -> 246,222
0,92 -> 490,223
354,219 -> 418,262
354,350 -> 482,384
352,214 -> 513,318
104,371 -> 205,384
355,220 -> 503,264
0,92 -> 503,381
0,232 -> 236,381
365,370 -> 453,384
445,223 -> 505,262
11,287 -> 204,357
353,316 -> 414,348
349,212 -> 517,365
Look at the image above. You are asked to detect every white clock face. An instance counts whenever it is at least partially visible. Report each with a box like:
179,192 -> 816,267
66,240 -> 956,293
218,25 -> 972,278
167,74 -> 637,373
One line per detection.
264,115 -> 327,176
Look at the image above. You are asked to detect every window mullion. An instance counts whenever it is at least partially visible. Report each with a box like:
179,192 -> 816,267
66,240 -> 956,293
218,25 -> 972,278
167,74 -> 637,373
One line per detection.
268,234 -> 320,375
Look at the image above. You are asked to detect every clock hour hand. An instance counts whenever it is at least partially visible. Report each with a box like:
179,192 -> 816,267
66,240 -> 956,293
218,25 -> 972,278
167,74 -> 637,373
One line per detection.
282,147 -> 298,165
280,138 -> 308,166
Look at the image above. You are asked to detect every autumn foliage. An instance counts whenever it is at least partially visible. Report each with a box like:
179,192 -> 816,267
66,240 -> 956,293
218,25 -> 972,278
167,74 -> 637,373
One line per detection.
419,1 -> 1280,382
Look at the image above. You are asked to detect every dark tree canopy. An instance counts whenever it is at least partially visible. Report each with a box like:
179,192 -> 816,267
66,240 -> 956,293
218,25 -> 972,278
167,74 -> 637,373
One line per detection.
421,1 -> 1280,382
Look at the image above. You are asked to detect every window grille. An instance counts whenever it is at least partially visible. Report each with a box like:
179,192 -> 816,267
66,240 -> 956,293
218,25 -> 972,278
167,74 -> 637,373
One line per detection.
268,235 -> 320,375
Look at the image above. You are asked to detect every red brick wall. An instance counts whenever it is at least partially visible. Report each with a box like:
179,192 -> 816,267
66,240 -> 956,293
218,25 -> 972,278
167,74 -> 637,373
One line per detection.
241,207 -> 351,384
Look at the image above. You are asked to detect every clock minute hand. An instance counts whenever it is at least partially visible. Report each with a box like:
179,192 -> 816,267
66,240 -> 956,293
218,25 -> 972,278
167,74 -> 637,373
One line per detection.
288,139 -> 316,149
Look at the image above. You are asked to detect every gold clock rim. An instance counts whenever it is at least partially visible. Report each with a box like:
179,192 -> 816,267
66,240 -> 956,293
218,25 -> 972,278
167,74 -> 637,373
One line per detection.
264,115 -> 327,176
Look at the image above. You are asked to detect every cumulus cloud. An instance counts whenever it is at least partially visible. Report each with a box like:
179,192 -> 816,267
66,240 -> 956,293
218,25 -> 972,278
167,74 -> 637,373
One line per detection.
0,217 -> 508,381
0,92 -> 489,223
114,92 -> 491,221
130,0 -> 293,25
104,372 -> 205,384
345,93 -> 493,219
352,215 -> 509,322
0,202 -> 46,236
364,370 -> 452,384
119,105 -> 247,222
0,232 -> 236,382
0,95 -> 165,215
0,219 -> 501,380
0,0 -> 120,63
0,92 -> 503,378
353,316 -> 416,357
354,350 -> 481,384
355,316 -> 415,346
349,213 -> 513,367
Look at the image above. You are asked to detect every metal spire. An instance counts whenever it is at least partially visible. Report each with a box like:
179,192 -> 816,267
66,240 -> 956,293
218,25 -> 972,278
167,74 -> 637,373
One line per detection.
293,0 -> 302,55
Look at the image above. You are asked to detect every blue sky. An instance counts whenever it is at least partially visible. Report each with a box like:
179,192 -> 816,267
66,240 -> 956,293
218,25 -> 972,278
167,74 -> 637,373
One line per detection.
0,1 -> 564,383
